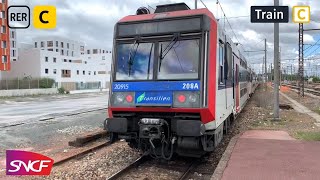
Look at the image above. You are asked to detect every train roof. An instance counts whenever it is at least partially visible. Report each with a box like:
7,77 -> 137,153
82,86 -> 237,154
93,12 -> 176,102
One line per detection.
118,8 -> 216,23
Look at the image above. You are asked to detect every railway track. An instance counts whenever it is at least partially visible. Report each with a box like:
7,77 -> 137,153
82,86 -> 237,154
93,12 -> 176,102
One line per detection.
284,84 -> 320,97
53,141 -> 112,166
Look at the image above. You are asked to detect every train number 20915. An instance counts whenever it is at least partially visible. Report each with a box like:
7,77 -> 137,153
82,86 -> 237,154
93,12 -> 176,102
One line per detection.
114,84 -> 129,90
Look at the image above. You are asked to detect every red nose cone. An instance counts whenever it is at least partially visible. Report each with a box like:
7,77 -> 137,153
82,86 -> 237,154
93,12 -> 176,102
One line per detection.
178,94 -> 186,103
126,94 -> 133,102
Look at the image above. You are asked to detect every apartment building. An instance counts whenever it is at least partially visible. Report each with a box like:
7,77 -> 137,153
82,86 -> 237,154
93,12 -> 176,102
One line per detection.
2,36 -> 112,90
0,0 -> 10,71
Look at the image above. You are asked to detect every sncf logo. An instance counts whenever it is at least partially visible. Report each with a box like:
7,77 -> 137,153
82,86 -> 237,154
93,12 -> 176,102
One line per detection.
6,150 -> 54,175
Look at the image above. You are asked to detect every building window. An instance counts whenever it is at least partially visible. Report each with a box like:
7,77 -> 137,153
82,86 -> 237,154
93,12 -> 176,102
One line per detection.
11,41 -> 15,48
66,50 -> 68,56
61,49 -> 64,55
2,41 -> 6,48
53,57 -> 56,63
48,49 -> 53,51
87,50 -> 90,54
1,11 -> 5,19
53,69 -> 57,74
80,46 -> 84,51
69,60 -> 71,62
56,49 -> 58,52
88,71 -> 91,75
83,70 -> 85,75
55,41 -> 58,47
102,50 -> 105,53
45,69 -> 49,74
61,69 -> 71,78
77,70 -> 79,75
45,57 -> 48,62
61,42 -> 64,48
84,61 -> 87,64
94,71 -> 96,75
35,42 -> 37,48
1,26 -> 6,34
2,55 -> 7,63
12,50 -> 15,57
11,31 -> 14,38
93,49 -> 98,54
64,59 -> 67,62
12,58 -> 16,61
67,43 -> 69,49
41,41 -> 44,48
102,56 -> 105,60
71,51 -> 74,57
47,41 -> 53,47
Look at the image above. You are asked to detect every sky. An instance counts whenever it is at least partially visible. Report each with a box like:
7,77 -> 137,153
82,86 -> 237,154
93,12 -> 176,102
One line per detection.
9,0 -> 320,76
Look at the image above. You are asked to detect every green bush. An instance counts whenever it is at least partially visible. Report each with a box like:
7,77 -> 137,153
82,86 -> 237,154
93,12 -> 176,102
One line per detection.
39,78 -> 55,88
58,87 -> 65,94
313,77 -> 320,83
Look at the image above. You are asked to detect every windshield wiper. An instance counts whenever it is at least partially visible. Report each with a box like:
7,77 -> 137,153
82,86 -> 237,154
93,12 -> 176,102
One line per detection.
159,33 -> 180,72
128,40 -> 140,76
147,43 -> 154,80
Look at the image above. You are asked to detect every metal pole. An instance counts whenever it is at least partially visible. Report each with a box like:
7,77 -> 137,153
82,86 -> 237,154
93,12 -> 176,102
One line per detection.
195,0 -> 198,9
265,39 -> 267,82
273,0 -> 280,120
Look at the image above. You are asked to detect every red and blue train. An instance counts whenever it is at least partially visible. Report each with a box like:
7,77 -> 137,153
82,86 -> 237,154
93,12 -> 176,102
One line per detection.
106,3 -> 258,159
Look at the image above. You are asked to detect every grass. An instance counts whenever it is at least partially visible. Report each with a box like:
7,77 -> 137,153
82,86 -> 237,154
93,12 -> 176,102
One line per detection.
295,131 -> 320,141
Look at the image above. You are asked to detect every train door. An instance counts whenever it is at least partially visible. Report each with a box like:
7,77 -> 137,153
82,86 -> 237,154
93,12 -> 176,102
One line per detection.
235,64 -> 240,112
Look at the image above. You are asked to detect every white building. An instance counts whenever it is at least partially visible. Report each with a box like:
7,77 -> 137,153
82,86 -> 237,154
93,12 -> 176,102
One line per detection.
1,36 -> 112,91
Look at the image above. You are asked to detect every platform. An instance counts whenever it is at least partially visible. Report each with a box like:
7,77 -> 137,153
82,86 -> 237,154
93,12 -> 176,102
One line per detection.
215,130 -> 320,180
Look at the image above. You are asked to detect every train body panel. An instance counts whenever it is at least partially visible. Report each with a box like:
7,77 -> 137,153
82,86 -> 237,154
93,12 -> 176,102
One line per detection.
106,3 -> 257,159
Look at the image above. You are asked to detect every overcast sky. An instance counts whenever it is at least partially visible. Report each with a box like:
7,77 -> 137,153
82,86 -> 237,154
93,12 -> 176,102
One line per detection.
9,0 -> 320,76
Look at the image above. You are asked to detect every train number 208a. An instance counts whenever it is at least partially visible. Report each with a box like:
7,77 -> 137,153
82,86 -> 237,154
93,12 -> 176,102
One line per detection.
182,83 -> 199,90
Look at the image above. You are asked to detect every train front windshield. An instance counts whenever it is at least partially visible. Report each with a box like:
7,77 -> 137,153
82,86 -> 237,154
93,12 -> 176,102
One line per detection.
115,39 -> 200,81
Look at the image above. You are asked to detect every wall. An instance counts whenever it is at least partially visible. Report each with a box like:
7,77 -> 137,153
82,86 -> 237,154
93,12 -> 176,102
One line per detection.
0,49 -> 41,79
0,88 -> 58,97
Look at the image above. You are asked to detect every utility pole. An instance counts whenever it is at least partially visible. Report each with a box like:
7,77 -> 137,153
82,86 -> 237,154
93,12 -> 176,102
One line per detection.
298,23 -> 304,96
291,64 -> 293,81
273,0 -> 280,120
262,57 -> 265,82
195,0 -> 198,9
265,39 -> 267,82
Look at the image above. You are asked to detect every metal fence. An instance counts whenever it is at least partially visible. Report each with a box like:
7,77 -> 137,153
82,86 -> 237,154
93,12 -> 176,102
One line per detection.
0,78 -> 57,90
75,82 -> 101,90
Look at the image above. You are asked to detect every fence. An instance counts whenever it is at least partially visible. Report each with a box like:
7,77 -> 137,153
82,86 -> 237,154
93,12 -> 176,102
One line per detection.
75,82 -> 101,90
0,78 -> 57,90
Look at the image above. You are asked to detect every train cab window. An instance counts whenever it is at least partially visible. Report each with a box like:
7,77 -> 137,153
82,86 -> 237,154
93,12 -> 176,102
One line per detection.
219,42 -> 224,84
115,42 -> 154,80
157,39 -> 199,80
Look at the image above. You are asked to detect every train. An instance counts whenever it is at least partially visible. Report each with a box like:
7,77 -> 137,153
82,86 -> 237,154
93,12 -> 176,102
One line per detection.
105,3 -> 258,159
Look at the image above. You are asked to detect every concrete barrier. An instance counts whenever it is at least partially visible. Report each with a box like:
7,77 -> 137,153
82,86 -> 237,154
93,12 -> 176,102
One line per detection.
0,88 -> 58,97
69,89 -> 109,94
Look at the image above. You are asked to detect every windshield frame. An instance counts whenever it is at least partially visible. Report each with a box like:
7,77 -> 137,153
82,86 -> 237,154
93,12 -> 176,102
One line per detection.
113,35 -> 202,82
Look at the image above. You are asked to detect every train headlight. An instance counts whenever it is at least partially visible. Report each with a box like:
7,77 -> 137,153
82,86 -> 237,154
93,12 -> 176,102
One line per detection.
111,92 -> 135,106
173,91 -> 200,108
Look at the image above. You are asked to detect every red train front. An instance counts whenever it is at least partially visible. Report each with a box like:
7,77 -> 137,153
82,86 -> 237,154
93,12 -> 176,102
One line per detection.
106,3 -> 253,158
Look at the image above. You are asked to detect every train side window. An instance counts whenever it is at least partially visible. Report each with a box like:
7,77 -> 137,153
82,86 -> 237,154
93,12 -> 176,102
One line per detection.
226,43 -> 232,80
219,42 -> 224,84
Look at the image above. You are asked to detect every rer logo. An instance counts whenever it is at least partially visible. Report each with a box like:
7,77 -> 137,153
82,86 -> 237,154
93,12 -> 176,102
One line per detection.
6,150 -> 54,175
7,5 -> 56,29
